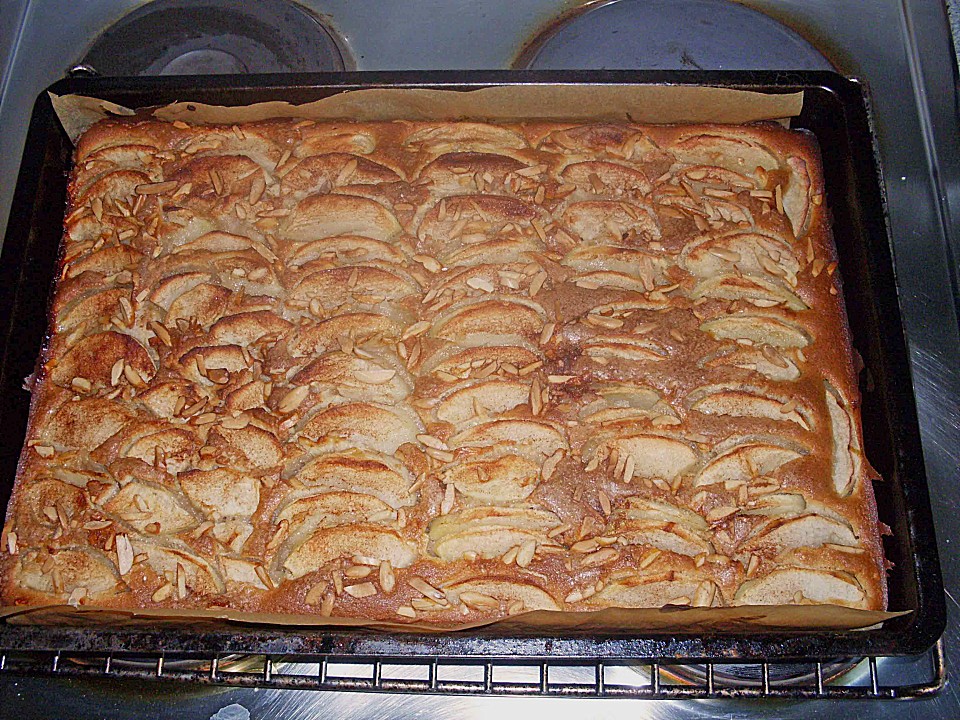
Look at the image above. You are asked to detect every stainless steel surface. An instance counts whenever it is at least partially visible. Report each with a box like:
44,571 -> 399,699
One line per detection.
518,0 -> 834,70
0,0 -> 957,717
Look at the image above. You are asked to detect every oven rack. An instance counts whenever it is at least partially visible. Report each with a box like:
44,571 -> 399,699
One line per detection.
0,639 -> 945,700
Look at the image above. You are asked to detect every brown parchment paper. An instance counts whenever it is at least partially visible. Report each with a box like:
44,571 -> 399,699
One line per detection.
9,83 -> 903,635
50,84 -> 804,144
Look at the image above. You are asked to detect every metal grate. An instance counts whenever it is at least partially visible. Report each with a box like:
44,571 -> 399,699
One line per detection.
0,639 -> 945,699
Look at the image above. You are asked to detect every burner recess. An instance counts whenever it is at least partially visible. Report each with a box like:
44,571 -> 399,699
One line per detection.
517,0 -> 832,70
80,0 -> 347,76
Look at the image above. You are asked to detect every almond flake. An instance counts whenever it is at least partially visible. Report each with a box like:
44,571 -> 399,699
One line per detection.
305,582 -> 328,606
539,321 -> 556,345
354,368 -> 396,384
125,362 -> 148,388
278,385 -> 309,414
581,548 -> 618,566
709,247 -> 741,262
221,413 -> 251,430
417,434 -> 448,450
415,254 -> 442,273
152,583 -> 174,602
320,592 -> 335,617
34,445 -> 54,458
516,539 -> 537,568
71,376 -> 92,393
82,520 -> 112,531
706,505 -> 738,523
519,360 -> 543,376
116,534 -> 133,575
402,321 -> 431,341
571,539 -> 599,554
541,450 -> 564,481
425,448 -> 455,463
466,277 -> 495,293
265,519 -> 289,553
135,181 -> 177,195
254,565 -> 275,590
440,482 -> 456,515
636,549 -> 661,570
344,581 -> 377,598
598,490 -> 612,516
529,271 -> 548,297
585,314 -> 624,329
148,321 -> 172,347
379,561 -> 396,593
779,398 -> 798,414
530,377 -> 543,416
344,565 -> 373,579
409,577 -> 444,600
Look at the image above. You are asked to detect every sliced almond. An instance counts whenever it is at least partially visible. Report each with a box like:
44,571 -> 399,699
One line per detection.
467,277 -> 495,293
440,482 -> 456,515
540,321 -> 556,345
408,577 -> 444,601
581,548 -> 619,566
354,368 -> 397,384
706,505 -> 738,523
344,565 -> 373,579
278,385 -> 309,414
344,582 -> 377,599
417,434 -> 448,450
320,591 -> 335,617
379,561 -> 396,593
598,490 -> 612,516
116,534 -> 133,575
458,591 -> 500,612
402,320 -> 431,340
255,565 -> 275,590
585,314 -> 624,330
123,363 -> 146,388
135,181 -> 177,195
152,583 -> 174,602
541,449 -> 564,481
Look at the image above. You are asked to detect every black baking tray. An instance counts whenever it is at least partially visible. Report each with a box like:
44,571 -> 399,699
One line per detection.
0,70 -> 944,661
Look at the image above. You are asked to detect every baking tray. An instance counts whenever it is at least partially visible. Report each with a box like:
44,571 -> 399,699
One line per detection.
0,70 -> 944,661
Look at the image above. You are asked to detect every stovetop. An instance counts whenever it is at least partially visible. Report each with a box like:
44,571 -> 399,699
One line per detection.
0,1 -> 958,718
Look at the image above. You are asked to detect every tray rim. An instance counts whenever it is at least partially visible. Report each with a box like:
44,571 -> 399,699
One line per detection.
0,69 -> 945,661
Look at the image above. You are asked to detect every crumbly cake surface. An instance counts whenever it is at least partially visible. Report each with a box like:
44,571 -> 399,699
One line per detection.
0,116 -> 886,622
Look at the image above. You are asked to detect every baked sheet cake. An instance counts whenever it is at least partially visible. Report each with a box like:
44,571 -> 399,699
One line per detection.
0,115 -> 886,622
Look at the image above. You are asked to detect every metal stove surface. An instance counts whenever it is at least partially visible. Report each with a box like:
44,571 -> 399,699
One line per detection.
0,1 -> 958,718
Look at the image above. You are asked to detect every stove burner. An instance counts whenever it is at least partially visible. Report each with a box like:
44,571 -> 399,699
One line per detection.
516,0 -> 833,70
80,0 -> 347,76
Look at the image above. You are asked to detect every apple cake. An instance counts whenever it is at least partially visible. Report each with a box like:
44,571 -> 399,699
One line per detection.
0,114 -> 887,623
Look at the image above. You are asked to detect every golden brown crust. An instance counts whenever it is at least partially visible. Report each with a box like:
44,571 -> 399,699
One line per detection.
0,116 -> 886,621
